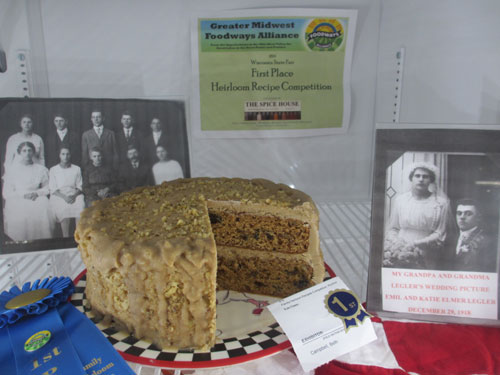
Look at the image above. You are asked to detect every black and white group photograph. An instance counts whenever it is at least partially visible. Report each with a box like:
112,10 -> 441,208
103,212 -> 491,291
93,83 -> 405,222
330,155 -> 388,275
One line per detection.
370,128 -> 500,275
0,98 -> 189,253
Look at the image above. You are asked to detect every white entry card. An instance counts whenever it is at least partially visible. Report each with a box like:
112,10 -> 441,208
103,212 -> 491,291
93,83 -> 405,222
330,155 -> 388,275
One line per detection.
267,277 -> 377,372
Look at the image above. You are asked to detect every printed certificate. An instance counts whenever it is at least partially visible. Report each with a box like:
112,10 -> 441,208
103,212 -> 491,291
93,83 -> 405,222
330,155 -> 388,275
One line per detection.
191,9 -> 357,138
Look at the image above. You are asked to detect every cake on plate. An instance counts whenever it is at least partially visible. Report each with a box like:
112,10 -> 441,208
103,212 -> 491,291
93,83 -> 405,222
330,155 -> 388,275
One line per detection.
75,177 -> 324,350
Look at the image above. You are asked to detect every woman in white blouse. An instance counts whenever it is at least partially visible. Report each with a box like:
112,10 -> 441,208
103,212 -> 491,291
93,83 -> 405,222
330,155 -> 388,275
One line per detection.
4,114 -> 45,173
49,147 -> 84,237
152,145 -> 184,184
2,142 -> 53,241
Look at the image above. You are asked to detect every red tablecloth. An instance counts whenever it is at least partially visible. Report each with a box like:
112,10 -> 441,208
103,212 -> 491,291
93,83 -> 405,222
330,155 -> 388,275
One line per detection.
317,318 -> 500,375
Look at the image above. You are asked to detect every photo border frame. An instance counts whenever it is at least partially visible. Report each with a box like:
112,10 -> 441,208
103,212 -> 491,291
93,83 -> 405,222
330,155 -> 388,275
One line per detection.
367,125 -> 500,326
0,97 -> 190,255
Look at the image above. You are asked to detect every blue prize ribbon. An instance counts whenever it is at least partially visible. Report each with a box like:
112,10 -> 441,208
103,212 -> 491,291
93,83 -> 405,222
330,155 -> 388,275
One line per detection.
0,324 -> 16,374
58,303 -> 135,375
343,317 -> 357,330
356,309 -> 371,323
7,307 -> 86,375
324,289 -> 372,333
0,277 -> 134,375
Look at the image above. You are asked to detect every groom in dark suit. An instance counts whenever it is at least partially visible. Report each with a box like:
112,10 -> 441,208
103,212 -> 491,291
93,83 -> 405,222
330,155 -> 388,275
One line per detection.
118,145 -> 154,192
45,114 -> 81,167
142,117 -> 169,166
81,110 -> 118,169
454,198 -> 497,272
115,110 -> 141,165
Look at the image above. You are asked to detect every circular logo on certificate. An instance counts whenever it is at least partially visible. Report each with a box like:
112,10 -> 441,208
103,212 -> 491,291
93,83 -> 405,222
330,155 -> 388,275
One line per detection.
24,330 -> 51,352
305,19 -> 344,51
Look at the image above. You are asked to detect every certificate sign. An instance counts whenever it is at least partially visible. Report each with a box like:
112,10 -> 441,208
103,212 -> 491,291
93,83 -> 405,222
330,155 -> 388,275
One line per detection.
382,268 -> 498,320
268,277 -> 376,372
191,9 -> 357,138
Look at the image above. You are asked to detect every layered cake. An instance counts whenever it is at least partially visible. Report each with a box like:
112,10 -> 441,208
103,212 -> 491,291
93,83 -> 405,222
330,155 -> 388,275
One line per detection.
75,177 -> 324,350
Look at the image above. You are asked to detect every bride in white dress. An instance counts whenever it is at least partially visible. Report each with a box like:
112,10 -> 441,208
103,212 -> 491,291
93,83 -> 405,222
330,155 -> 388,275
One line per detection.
2,141 -> 53,241
384,162 -> 451,269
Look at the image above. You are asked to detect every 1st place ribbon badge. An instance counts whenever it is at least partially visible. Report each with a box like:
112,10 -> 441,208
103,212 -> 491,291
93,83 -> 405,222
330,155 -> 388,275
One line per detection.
324,289 -> 371,332
0,277 -> 135,375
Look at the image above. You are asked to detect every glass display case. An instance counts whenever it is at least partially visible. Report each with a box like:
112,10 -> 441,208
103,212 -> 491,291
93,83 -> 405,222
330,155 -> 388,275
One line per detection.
1,0 -> 500,373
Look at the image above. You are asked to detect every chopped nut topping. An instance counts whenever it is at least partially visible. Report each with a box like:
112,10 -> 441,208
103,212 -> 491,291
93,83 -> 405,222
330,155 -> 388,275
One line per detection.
78,178 -> 313,243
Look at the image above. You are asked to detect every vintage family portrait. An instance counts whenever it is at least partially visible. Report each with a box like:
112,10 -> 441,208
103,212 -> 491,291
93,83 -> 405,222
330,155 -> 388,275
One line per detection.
0,98 -> 189,253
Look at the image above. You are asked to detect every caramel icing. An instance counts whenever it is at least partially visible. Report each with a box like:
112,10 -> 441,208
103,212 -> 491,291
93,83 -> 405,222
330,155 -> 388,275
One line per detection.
75,177 -> 323,350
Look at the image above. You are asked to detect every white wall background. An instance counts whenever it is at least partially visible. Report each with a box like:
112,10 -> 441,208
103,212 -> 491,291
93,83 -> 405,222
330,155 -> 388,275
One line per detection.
376,0 -> 500,126
0,0 -> 381,203
0,1 -> 31,96
2,0 -> 500,202
2,0 -> 500,304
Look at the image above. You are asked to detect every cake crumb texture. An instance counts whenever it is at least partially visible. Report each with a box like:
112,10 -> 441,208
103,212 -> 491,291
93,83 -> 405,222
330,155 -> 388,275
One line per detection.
209,210 -> 310,253
216,246 -> 314,297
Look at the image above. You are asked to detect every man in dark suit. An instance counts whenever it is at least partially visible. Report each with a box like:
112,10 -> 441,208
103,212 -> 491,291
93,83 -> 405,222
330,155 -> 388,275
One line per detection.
82,147 -> 119,207
118,144 -> 154,192
45,114 -> 81,167
454,198 -> 497,272
142,117 -> 168,166
115,110 -> 141,165
81,110 -> 118,169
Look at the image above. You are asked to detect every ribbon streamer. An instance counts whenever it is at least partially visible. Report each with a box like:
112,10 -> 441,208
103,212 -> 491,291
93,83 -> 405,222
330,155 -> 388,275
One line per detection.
7,307 -> 87,375
0,277 -> 135,375
59,302 -> 136,375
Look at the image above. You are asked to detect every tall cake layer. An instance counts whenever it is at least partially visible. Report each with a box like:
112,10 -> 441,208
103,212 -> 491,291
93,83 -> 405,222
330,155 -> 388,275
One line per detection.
75,177 -> 324,350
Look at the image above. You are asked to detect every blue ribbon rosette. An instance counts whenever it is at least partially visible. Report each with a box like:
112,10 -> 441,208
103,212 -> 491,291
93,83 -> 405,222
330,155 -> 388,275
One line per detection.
0,276 -> 135,375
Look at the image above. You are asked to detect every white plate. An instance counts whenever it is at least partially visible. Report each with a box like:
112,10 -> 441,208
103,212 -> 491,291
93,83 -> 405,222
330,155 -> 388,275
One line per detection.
71,264 -> 334,369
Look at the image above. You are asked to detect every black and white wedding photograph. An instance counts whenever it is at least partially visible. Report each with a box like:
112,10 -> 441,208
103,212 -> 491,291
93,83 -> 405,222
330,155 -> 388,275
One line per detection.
382,152 -> 499,273
368,127 -> 500,325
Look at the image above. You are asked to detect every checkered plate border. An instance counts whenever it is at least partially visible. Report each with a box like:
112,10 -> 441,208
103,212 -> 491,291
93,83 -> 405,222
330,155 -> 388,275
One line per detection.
70,271 -> 293,369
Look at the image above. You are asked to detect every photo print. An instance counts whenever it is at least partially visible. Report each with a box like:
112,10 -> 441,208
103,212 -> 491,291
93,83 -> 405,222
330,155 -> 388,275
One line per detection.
368,127 -> 500,326
0,98 -> 189,254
